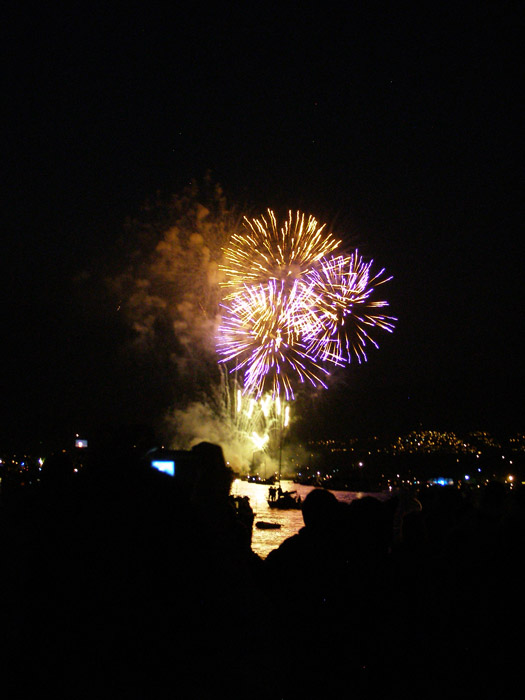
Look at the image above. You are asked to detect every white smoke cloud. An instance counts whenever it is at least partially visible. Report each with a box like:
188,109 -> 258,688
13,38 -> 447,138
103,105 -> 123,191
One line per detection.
104,184 -> 321,475
165,400 -> 258,472
106,181 -> 265,460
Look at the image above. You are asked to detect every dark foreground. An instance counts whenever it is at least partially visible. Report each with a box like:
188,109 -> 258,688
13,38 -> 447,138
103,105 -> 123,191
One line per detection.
1,443 -> 523,699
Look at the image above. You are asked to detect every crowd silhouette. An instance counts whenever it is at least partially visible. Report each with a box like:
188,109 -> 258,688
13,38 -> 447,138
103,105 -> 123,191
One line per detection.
1,442 -> 523,698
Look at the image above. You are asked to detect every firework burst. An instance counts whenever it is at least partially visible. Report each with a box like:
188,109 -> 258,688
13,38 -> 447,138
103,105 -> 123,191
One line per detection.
303,251 -> 397,364
217,277 -> 329,400
216,209 -> 396,401
220,209 -> 340,295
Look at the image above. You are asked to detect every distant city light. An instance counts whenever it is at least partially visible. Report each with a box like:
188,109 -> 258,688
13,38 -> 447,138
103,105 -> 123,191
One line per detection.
428,477 -> 454,487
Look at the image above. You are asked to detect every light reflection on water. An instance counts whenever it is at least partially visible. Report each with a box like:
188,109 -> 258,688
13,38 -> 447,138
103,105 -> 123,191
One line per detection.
230,479 -> 390,559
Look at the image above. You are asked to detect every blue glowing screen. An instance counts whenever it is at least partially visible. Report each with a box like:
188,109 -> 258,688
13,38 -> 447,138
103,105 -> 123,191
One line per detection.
151,460 -> 175,476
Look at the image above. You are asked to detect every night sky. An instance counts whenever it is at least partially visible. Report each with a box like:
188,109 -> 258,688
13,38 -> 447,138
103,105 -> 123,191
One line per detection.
2,3 -> 523,451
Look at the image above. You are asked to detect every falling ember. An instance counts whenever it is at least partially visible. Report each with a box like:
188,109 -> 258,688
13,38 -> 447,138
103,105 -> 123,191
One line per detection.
216,210 -> 396,401
228,384 -> 292,463
251,431 -> 269,451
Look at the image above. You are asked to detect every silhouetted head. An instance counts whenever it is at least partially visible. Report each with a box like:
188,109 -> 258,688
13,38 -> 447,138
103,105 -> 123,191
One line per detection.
479,479 -> 508,520
344,496 -> 397,555
301,488 -> 339,530
189,442 -> 235,507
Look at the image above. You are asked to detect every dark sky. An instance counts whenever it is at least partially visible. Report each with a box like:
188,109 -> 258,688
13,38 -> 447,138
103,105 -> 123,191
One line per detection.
2,2 -> 523,450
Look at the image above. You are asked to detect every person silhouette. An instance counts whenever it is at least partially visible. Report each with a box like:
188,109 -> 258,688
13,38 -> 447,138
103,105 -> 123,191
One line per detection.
264,488 -> 341,609
263,489 -> 344,696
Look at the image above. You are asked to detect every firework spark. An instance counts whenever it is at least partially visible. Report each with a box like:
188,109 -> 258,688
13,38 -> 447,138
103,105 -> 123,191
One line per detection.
303,251 -> 397,364
231,382 -> 291,463
217,277 -> 330,400
217,210 -> 396,401
220,209 -> 340,295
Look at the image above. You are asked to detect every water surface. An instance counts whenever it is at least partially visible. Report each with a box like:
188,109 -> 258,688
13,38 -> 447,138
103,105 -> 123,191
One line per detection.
230,479 -> 389,559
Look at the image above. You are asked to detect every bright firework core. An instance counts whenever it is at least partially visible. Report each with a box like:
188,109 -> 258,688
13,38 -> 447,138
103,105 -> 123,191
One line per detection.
216,209 -> 396,403
233,387 -> 290,466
